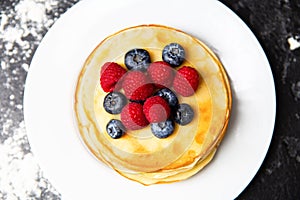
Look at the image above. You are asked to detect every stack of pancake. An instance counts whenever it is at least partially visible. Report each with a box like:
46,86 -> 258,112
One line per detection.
74,25 -> 231,185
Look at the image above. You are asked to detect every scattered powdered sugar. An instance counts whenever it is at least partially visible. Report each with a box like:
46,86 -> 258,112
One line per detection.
287,35 -> 300,51
0,0 -> 79,199
16,0 -> 48,23
0,122 -> 61,199
0,0 -> 59,64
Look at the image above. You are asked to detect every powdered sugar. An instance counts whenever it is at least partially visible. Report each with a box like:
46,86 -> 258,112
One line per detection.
287,35 -> 300,51
0,0 -> 79,199
16,0 -> 48,23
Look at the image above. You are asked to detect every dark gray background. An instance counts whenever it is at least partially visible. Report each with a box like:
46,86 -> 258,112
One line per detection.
0,0 -> 299,199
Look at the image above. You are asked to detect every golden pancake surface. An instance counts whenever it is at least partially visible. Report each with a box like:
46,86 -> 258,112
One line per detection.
74,24 -> 231,185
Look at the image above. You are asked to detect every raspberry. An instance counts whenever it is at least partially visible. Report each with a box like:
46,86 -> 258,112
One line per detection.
100,62 -> 127,92
173,66 -> 200,97
143,96 -> 171,123
122,71 -> 155,101
147,61 -> 174,88
121,102 -> 149,130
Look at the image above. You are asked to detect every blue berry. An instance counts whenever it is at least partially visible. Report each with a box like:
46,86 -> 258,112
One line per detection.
162,43 -> 185,67
103,92 -> 127,114
174,103 -> 194,125
154,88 -> 178,108
124,49 -> 151,71
151,119 -> 175,138
106,119 -> 126,139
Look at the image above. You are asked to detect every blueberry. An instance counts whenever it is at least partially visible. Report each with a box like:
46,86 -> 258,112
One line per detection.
103,92 -> 127,114
154,88 -> 178,108
162,43 -> 185,67
124,49 -> 151,71
106,119 -> 126,139
151,119 -> 175,138
174,103 -> 194,125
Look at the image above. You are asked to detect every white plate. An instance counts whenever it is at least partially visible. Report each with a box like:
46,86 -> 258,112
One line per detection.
24,0 -> 276,199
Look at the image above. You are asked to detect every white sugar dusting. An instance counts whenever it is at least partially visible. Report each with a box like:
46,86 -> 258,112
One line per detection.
0,122 -> 57,199
287,35 -> 300,50
0,0 -> 77,199
0,0 -> 59,60
15,0 -> 47,23
22,63 -> 29,72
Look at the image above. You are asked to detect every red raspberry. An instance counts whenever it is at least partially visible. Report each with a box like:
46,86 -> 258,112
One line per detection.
100,62 -> 127,92
121,102 -> 149,130
122,71 -> 155,101
143,96 -> 171,123
173,66 -> 200,97
147,61 -> 174,88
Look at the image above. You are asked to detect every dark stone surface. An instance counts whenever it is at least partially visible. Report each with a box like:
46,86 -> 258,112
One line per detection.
0,0 -> 299,199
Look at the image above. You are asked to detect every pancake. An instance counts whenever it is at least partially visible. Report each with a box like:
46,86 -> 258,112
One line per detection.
74,24 -> 231,185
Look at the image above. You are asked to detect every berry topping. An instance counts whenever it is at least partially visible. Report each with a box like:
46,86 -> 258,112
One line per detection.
143,96 -> 171,123
162,43 -> 185,67
100,62 -> 127,92
154,88 -> 178,108
122,71 -> 155,101
124,49 -> 151,71
173,66 -> 200,97
106,119 -> 126,139
100,43 -> 200,139
174,103 -> 194,125
147,61 -> 174,88
151,119 -> 175,139
103,92 -> 127,114
121,102 -> 149,130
